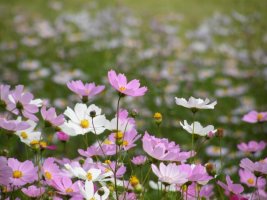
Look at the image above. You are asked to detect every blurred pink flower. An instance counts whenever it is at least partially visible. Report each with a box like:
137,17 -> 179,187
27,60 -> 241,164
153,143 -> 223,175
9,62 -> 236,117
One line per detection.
237,140 -> 266,153
7,85 -> 39,121
0,156 -> 12,186
56,131 -> 70,142
218,175 -> 244,196
0,118 -> 30,131
108,70 -> 147,97
67,80 -> 105,100
8,158 -> 38,186
131,155 -> 147,165
41,106 -> 64,127
22,185 -> 45,198
142,132 -> 193,162
240,158 -> 267,174
0,84 -> 11,108
242,111 -> 267,123
239,169 -> 266,188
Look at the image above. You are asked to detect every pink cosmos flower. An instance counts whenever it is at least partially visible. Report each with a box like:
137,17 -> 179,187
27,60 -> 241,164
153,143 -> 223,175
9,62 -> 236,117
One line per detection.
131,155 -> 147,165
67,80 -> 105,100
119,192 -> 137,200
78,143 -> 116,158
239,169 -> 266,188
108,70 -> 147,97
237,141 -> 266,153
218,175 -> 244,196
0,156 -> 12,186
142,132 -> 193,162
108,129 -> 141,151
56,131 -> 70,142
8,158 -> 38,186
184,183 -> 214,199
151,162 -> 188,185
22,185 -> 45,198
0,118 -> 30,131
240,158 -> 267,174
0,84 -> 11,108
242,111 -> 267,123
178,164 -> 212,185
7,85 -> 39,121
51,177 -> 80,196
41,106 -> 64,127
42,158 -> 63,184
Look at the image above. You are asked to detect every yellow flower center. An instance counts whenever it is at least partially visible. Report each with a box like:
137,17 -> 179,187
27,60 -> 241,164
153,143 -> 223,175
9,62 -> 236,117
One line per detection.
45,171 -> 52,180
130,176 -> 139,187
115,131 -> 124,140
103,140 -> 112,145
86,172 -> 93,180
90,198 -> 96,200
123,140 -> 129,146
65,188 -> 73,193
105,168 -> 111,173
212,146 -> 220,153
13,170 -> 23,178
20,132 -> 28,139
153,112 -> 162,120
30,140 -> 39,146
105,160 -> 111,165
247,178 -> 254,185
80,119 -> 89,128
257,113 -> 263,121
119,86 -> 126,92
40,141 -> 47,148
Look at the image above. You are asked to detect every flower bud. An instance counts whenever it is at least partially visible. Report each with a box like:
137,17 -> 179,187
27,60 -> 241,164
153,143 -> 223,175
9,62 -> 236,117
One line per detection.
153,112 -> 162,125
134,183 -> 143,194
130,176 -> 140,187
90,110 -> 96,118
216,128 -> 224,138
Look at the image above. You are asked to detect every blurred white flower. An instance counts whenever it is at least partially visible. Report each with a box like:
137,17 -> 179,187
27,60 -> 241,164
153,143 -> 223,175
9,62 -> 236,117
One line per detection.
175,96 -> 217,111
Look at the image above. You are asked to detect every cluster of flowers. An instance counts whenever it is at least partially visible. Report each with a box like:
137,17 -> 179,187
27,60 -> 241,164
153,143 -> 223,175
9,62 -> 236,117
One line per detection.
0,70 -> 266,199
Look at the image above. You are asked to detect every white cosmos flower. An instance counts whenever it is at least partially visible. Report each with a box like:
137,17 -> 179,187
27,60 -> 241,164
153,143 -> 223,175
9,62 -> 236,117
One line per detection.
151,163 -> 188,185
149,181 -> 177,191
64,164 -> 112,183
79,180 -> 110,200
60,103 -> 108,136
175,96 -> 217,110
180,120 -> 216,136
15,118 -> 42,146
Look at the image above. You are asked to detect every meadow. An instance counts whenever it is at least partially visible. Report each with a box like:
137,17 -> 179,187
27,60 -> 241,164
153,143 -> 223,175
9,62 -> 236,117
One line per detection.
0,0 -> 266,199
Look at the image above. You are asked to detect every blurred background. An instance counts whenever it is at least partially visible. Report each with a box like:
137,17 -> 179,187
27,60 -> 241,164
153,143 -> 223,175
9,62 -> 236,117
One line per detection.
0,0 -> 267,169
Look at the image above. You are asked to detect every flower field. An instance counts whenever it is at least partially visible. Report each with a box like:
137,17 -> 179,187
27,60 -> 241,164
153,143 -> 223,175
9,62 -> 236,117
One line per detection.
0,0 -> 267,199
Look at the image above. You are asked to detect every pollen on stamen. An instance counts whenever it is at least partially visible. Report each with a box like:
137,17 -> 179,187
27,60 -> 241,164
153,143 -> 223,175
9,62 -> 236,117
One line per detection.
80,119 -> 89,128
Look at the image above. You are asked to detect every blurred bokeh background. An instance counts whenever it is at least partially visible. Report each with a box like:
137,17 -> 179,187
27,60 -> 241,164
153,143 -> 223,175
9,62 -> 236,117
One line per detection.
0,0 -> 267,167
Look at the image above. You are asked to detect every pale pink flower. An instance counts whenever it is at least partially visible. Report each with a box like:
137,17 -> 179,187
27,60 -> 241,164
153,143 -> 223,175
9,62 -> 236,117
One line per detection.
178,164 -> 212,185
237,141 -> 266,153
242,111 -> 267,123
239,169 -> 266,188
22,185 -> 45,198
7,85 -> 39,121
51,177 -> 80,196
151,162 -> 188,185
0,156 -> 12,186
142,132 -> 193,162
108,70 -> 147,97
0,84 -> 11,108
218,175 -> 244,196
8,158 -> 38,186
42,158 -> 62,184
0,118 -> 30,131
131,155 -> 147,165
41,106 -> 64,127
67,80 -> 105,100
240,158 -> 267,174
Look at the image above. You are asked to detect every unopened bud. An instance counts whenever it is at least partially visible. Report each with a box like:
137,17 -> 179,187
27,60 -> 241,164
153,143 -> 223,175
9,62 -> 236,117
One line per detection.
153,112 -> 162,125
216,128 -> 224,138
